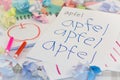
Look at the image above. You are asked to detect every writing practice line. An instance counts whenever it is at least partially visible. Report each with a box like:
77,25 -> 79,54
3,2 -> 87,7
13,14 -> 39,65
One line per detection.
10,43 -> 35,51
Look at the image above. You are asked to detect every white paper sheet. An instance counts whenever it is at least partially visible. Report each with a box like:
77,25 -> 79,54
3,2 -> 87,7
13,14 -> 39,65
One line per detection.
27,7 -> 120,79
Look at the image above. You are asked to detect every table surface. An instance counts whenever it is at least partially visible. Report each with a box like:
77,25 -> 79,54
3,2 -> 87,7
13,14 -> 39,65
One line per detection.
12,48 -> 120,80
2,0 -> 120,79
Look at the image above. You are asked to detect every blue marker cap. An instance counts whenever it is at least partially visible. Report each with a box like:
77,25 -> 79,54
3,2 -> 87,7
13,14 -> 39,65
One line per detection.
87,66 -> 101,80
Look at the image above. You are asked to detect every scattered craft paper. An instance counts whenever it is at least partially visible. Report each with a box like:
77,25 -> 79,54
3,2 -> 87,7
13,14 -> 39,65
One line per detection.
86,0 -> 120,14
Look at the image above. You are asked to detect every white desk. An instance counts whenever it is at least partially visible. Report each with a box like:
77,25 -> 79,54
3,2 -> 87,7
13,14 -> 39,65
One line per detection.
11,47 -> 120,80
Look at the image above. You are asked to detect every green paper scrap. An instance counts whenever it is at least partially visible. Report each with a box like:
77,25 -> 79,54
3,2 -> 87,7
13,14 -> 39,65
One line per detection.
0,47 -> 4,54
46,4 -> 62,15
77,5 -> 86,9
15,12 -> 32,20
